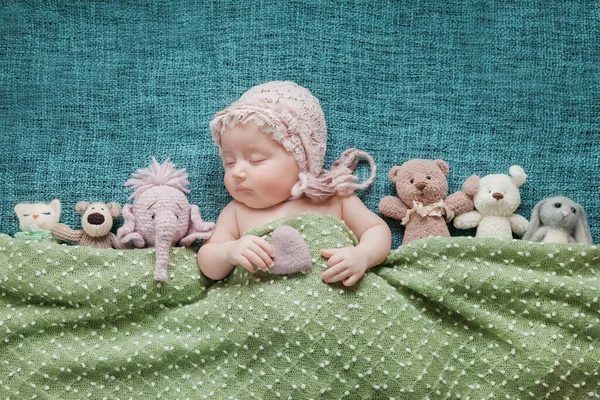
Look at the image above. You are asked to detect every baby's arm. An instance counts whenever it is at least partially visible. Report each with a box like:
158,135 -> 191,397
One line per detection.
197,202 -> 274,280
321,195 -> 392,286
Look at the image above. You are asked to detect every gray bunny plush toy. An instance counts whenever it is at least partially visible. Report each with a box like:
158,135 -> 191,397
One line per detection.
522,196 -> 592,244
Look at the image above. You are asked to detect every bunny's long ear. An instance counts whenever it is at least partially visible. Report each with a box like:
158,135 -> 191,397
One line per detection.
573,205 -> 593,244
522,199 -> 544,241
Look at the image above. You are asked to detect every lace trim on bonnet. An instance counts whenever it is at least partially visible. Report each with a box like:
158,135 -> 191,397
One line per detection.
210,81 -> 376,202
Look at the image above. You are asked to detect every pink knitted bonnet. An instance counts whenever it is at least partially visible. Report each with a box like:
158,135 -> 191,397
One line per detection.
210,81 -> 376,201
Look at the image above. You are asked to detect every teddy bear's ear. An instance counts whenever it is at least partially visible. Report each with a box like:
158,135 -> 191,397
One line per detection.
462,175 -> 480,196
434,159 -> 449,176
75,201 -> 89,215
388,166 -> 402,182
509,165 -> 527,187
107,202 -> 122,219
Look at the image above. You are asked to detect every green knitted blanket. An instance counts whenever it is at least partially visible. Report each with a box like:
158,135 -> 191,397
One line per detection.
1,214 -> 599,399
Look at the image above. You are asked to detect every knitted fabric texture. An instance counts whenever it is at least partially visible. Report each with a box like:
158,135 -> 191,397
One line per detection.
13,226 -> 54,242
76,201 -> 121,238
52,201 -> 124,249
2,214 -> 599,398
117,158 -> 215,281
1,2 -> 599,245
210,81 -> 377,201
268,225 -> 312,274
53,223 -> 122,249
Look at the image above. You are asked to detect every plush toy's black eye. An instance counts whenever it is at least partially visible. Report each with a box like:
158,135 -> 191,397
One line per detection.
554,203 -> 562,208
571,208 -> 576,214
426,176 -> 431,180
410,179 -> 414,184
151,214 -> 156,220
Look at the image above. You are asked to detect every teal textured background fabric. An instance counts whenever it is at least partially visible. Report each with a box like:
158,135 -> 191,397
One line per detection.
1,1 -> 599,246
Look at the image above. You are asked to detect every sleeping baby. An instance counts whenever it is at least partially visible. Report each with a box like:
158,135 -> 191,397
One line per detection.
197,81 -> 391,286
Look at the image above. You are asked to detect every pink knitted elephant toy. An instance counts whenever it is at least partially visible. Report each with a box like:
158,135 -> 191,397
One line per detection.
117,157 -> 215,281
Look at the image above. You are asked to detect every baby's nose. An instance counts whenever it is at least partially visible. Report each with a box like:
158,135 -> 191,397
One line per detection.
230,163 -> 245,177
234,168 -> 247,180
492,192 -> 504,200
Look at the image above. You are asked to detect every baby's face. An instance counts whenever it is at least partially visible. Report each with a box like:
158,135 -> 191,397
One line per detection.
220,121 -> 301,209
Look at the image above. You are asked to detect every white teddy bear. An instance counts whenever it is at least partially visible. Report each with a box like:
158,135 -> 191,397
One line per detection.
453,166 -> 529,240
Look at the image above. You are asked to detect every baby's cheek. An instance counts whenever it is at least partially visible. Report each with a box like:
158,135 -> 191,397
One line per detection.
223,173 -> 235,191
264,172 -> 298,193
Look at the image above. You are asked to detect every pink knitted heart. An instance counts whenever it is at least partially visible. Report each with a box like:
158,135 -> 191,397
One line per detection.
269,226 -> 312,275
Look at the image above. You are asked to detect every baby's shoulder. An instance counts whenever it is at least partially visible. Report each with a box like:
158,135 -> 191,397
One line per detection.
219,200 -> 240,216
337,193 -> 366,209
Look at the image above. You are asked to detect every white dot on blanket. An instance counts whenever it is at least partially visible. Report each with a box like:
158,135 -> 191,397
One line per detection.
2,222 -> 599,398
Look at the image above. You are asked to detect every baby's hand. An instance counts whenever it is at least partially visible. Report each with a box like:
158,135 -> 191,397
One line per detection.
320,247 -> 369,287
226,235 -> 274,273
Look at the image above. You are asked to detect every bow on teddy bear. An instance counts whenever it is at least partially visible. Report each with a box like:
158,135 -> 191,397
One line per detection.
379,159 -> 475,244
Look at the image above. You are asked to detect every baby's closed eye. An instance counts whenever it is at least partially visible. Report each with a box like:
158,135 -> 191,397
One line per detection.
248,154 -> 267,164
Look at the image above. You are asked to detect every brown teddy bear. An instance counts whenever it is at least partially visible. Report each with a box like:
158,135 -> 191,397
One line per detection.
378,159 -> 475,244
52,201 -> 125,249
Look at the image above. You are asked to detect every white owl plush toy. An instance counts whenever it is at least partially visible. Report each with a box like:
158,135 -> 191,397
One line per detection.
14,199 -> 62,242
453,166 -> 528,240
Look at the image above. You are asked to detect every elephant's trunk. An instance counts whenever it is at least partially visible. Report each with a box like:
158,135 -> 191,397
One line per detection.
153,213 -> 179,281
